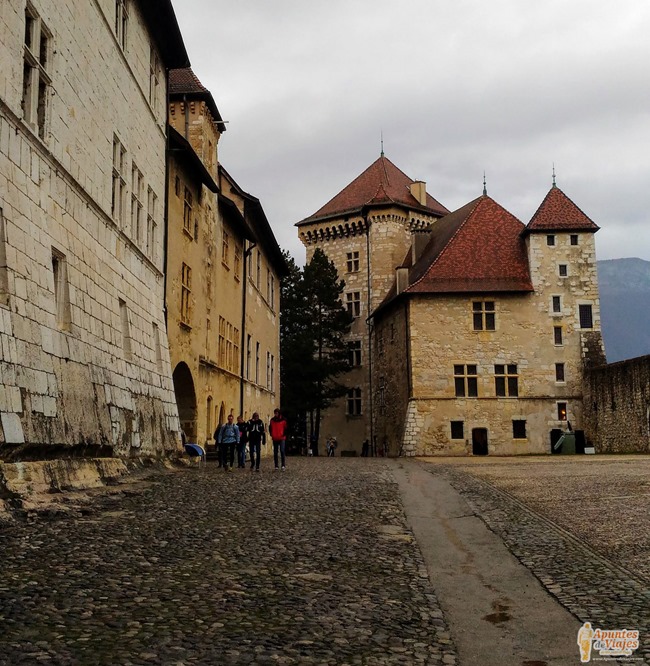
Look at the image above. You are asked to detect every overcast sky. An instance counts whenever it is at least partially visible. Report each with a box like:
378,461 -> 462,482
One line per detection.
173,1 -> 650,265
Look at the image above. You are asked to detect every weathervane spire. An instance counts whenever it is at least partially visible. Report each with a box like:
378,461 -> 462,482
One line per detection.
483,171 -> 487,196
380,130 -> 384,157
552,163 -> 557,188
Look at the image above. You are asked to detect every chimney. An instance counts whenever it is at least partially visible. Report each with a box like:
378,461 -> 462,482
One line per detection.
396,267 -> 409,295
410,181 -> 427,206
411,231 -> 432,264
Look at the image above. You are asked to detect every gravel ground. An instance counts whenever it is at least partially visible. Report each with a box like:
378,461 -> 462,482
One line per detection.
0,458 -> 458,666
419,455 -> 650,664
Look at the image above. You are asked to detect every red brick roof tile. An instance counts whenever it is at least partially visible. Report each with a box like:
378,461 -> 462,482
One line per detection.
526,186 -> 599,233
406,195 -> 534,294
297,155 -> 448,224
169,68 -> 226,132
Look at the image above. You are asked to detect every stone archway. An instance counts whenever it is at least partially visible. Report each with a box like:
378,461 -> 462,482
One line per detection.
172,362 -> 198,441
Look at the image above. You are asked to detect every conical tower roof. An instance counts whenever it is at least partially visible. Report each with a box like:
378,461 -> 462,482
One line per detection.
526,186 -> 599,233
297,155 -> 448,225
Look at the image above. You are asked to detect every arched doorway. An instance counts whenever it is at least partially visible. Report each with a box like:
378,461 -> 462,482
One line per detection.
172,362 -> 197,441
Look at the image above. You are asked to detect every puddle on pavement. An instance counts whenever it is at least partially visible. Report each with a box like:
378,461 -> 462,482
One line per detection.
482,599 -> 512,624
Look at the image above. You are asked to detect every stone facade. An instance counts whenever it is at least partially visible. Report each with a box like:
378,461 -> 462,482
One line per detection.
372,198 -> 604,456
166,71 -> 285,450
583,356 -> 650,453
298,160 -> 446,454
0,0 -> 186,459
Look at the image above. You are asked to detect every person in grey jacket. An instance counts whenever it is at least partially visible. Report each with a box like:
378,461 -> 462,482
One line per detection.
217,414 -> 239,472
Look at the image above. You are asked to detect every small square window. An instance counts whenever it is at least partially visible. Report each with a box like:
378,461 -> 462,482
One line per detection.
559,264 -> 568,277
570,234 -> 578,246
547,235 -> 555,246
512,420 -> 527,439
451,421 -> 464,439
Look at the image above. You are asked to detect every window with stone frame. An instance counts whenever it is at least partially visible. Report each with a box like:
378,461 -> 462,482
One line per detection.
346,251 -> 360,273
131,163 -> 144,244
118,298 -> 132,359
495,364 -> 519,397
555,362 -> 565,382
146,187 -> 157,261
346,291 -> 361,318
554,325 -> 563,346
111,136 -> 127,225
222,231 -> 230,267
546,234 -> 555,246
266,351 -> 271,388
558,264 -> 568,277
234,246 -> 241,280
346,388 -> 362,416
22,4 -> 52,140
0,208 -> 9,306
218,316 -> 226,366
180,263 -> 191,325
115,0 -> 128,50
256,250 -> 261,288
246,334 -> 251,379
183,187 -> 193,235
512,420 -> 527,439
255,342 -> 260,383
270,274 -> 275,310
450,421 -> 464,439
152,322 -> 163,372
472,301 -> 495,331
149,45 -> 161,111
557,402 -> 568,421
454,364 -> 478,397
552,295 -> 562,313
52,249 -> 72,331
271,355 -> 275,392
348,340 -> 362,367
579,304 -> 593,329
570,234 -> 579,246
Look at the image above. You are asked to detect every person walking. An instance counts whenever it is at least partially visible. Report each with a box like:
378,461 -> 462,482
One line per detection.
236,416 -> 248,468
269,408 -> 288,470
217,414 -> 239,472
247,412 -> 266,472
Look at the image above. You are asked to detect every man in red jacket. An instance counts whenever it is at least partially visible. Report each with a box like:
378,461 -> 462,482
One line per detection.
269,408 -> 288,470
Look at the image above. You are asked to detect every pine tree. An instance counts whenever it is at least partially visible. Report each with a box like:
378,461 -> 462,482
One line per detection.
280,249 -> 352,451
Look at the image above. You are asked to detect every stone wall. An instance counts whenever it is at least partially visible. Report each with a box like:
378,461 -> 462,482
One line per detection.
584,356 -> 650,453
0,0 -> 180,459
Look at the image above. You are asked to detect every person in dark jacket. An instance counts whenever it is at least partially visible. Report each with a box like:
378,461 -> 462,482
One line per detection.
247,412 -> 266,472
269,408 -> 288,470
236,415 -> 248,468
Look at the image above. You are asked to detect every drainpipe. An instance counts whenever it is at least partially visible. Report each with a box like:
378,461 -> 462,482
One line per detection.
239,240 -> 257,417
162,70 -> 172,330
361,206 -> 375,456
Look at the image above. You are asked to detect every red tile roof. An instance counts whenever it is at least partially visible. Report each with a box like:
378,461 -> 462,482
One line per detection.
169,68 -> 226,132
297,155 -> 448,224
526,186 -> 599,233
405,195 -> 534,294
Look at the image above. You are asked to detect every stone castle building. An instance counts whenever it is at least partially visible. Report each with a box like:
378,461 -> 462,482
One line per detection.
167,69 -> 286,449
0,0 -> 187,458
298,156 -> 604,455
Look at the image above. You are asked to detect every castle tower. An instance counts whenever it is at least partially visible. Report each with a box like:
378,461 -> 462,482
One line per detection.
296,155 -> 448,453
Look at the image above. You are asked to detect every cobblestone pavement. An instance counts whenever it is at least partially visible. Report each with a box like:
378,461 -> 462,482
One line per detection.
420,457 -> 650,664
0,459 -> 458,666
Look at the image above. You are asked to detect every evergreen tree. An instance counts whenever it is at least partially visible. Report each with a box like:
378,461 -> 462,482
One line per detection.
280,249 -> 352,451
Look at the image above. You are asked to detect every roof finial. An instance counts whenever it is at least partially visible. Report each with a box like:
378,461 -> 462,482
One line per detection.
552,163 -> 557,188
380,130 -> 384,157
483,171 -> 487,196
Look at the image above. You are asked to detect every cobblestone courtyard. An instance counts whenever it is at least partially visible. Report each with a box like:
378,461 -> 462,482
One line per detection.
1,456 -> 648,665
